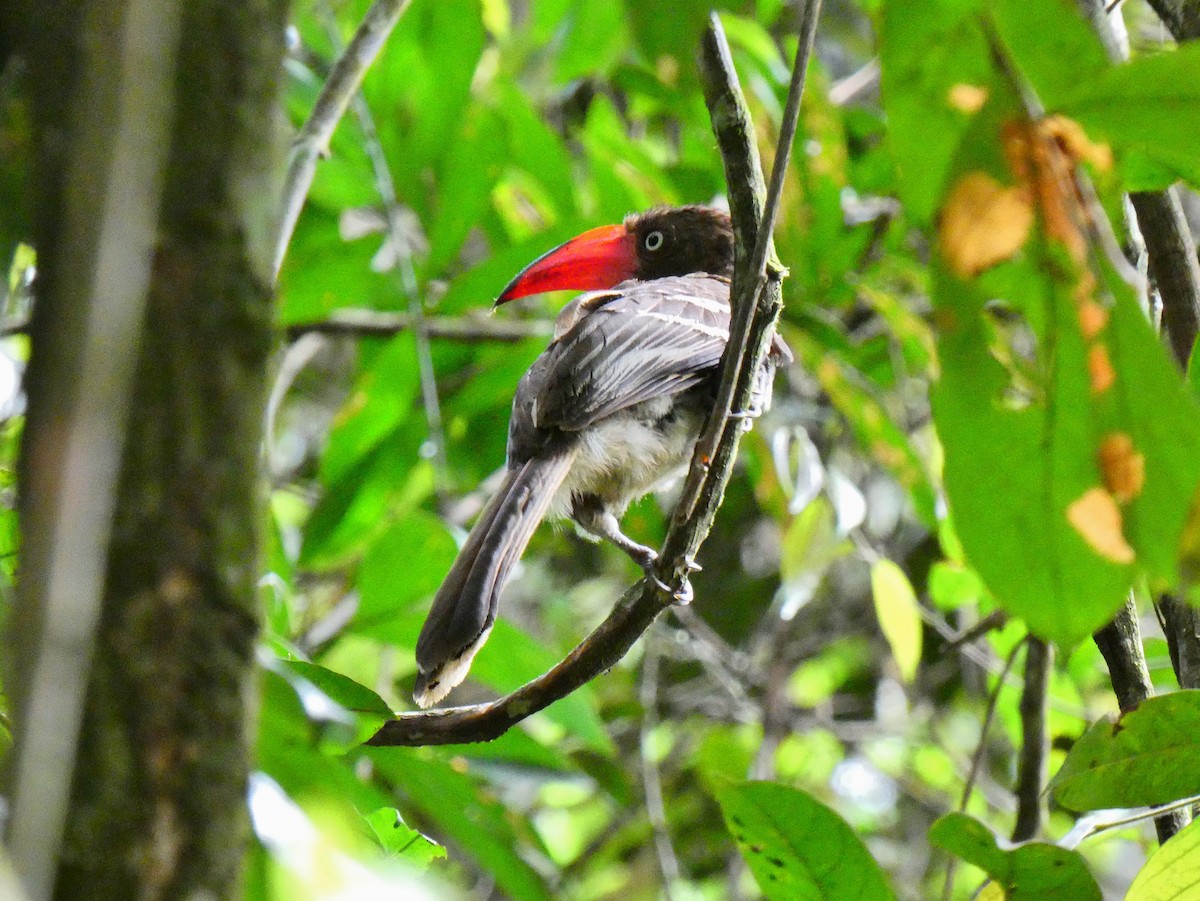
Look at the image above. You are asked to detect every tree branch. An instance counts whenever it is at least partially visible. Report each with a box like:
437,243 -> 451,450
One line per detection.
286,308 -> 553,342
1093,599 -> 1190,843
273,0 -> 412,278
366,4 -> 823,747
1011,638 -> 1051,842
1080,0 -> 1200,735
314,1 -> 449,484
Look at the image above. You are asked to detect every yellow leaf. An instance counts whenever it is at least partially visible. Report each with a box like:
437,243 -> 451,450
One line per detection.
1127,815 -> 1200,901
1067,488 -> 1135,564
939,172 -> 1033,277
978,883 -> 1007,901
870,559 -> 923,682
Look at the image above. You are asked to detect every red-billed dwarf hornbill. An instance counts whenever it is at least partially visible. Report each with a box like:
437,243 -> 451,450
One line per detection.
414,205 -> 790,707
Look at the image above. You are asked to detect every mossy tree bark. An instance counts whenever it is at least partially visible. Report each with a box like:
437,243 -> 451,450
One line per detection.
8,1 -> 288,898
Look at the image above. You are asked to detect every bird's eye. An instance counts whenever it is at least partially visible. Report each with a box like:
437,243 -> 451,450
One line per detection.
644,230 -> 664,251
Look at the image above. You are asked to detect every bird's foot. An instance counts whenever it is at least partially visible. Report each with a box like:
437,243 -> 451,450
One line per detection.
630,544 -> 658,570
728,400 -> 766,431
646,566 -> 694,605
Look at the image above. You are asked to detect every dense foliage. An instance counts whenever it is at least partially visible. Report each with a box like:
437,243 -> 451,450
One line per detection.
6,0 -> 1200,898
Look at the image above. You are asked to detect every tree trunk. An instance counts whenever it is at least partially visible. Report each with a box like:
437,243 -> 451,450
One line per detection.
7,1 -> 287,898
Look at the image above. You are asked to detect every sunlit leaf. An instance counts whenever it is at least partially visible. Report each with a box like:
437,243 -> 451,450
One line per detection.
363,807 -> 445,867
717,781 -> 896,901
1126,814 -> 1200,901
930,813 -> 1100,900
870,558 -> 923,682
1051,691 -> 1200,811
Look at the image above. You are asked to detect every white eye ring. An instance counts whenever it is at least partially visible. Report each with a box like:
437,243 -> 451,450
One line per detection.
644,230 -> 664,251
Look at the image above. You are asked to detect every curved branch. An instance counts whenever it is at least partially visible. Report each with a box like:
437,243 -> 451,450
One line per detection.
366,4 -> 824,748
273,0 -> 412,278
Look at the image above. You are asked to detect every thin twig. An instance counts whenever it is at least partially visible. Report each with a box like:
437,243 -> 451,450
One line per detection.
1011,638 -> 1052,842
941,639 -> 1025,901
311,2 -> 449,486
286,308 -> 553,342
273,0 -> 412,277
367,7 -> 822,747
639,630 -> 682,898
1061,792 -> 1200,848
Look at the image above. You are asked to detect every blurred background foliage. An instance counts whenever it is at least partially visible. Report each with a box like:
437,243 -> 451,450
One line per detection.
5,0 -> 1200,897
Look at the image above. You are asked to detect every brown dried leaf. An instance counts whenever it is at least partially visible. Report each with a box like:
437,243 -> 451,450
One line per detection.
1043,115 -> 1113,172
1067,488 -> 1135,564
1099,433 -> 1145,503
939,172 -> 1033,277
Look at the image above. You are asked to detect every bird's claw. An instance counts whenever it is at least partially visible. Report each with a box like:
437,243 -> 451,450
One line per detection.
727,406 -> 762,422
673,578 -> 694,605
647,571 -> 694,605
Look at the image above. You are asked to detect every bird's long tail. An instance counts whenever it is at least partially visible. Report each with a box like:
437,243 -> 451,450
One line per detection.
414,449 -> 577,707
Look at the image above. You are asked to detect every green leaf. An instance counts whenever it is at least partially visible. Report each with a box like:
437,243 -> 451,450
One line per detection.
870,559 -> 922,682
279,659 -> 394,717
989,0 -> 1109,111
929,813 -> 1100,900
363,807 -> 445,867
554,0 -> 630,83
1051,691 -> 1200,811
928,561 -> 988,612
355,512 -> 458,627
363,0 -> 486,209
793,333 -> 937,527
424,107 -> 508,276
320,333 -> 419,487
716,781 -> 896,901
301,437 -> 426,570
930,87 -> 1200,645
369,749 -> 554,901
1056,44 -> 1200,191
879,0 -> 992,222
1127,814 -> 1200,901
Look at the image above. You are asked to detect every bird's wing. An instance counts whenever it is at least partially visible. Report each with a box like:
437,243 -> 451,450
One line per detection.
530,274 -> 732,432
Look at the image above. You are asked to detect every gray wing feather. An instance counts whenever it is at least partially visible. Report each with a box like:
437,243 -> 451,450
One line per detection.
532,274 -> 732,431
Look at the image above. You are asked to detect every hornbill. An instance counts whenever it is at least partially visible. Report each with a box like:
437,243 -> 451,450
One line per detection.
414,205 -> 789,707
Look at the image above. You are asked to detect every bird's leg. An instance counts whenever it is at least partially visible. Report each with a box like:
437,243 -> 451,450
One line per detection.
571,497 -> 658,570
572,497 -> 696,604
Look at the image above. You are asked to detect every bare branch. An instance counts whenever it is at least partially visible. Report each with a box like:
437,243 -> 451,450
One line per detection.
1079,4 -> 1200,822
1093,600 -> 1190,842
273,0 -> 412,277
286,308 -> 553,342
1011,638 -> 1051,842
366,3 -> 824,748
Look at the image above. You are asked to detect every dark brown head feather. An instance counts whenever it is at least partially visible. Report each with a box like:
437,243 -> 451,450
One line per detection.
624,205 -> 734,281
